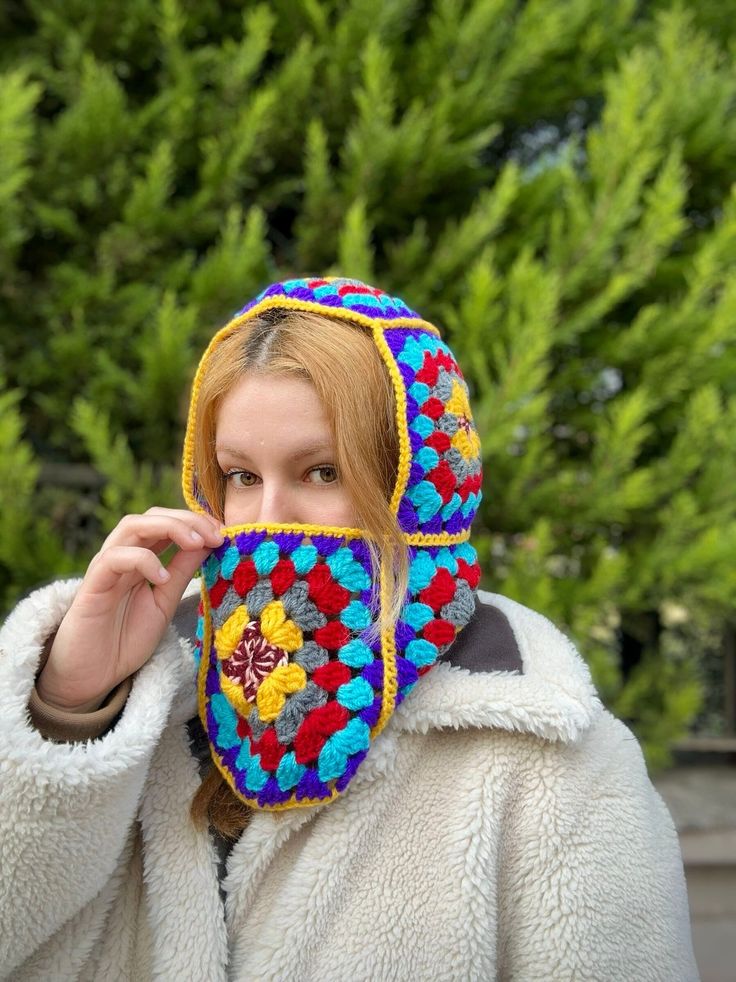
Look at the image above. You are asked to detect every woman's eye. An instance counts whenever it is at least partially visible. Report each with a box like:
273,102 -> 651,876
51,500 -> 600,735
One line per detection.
225,470 -> 258,488
307,465 -> 338,485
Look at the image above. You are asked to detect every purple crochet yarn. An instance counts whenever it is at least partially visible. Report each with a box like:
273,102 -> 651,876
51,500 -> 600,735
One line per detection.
394,620 -> 414,650
358,699 -> 382,729
396,656 -> 419,689
397,499 -> 419,532
409,461 -> 424,486
310,534 -> 343,556
235,529 -> 267,552
361,660 -> 383,689
296,770 -> 332,801
258,777 -> 292,808
205,665 -> 219,697
272,531 -> 304,552
399,362 -> 415,390
408,429 -> 424,454
335,750 -> 368,792
349,539 -> 372,568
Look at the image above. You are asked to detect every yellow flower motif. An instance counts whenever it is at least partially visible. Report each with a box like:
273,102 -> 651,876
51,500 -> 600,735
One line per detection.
446,380 -> 480,460
259,600 -> 303,652
215,605 -> 250,660
256,664 -> 308,722
452,426 -> 481,460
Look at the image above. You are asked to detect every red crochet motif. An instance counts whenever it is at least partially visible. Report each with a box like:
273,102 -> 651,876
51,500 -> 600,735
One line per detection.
337,283 -> 379,297
306,564 -> 351,616
233,559 -> 258,597
435,350 -> 458,374
415,352 -> 439,386
457,558 -> 481,589
208,576 -> 230,609
422,397 -> 445,421
423,619 -> 456,646
314,620 -> 350,650
312,661 -> 352,692
270,557 -> 297,595
294,702 -> 350,764
425,431 -> 451,454
419,567 -> 456,609
426,460 -> 456,503
251,728 -> 286,771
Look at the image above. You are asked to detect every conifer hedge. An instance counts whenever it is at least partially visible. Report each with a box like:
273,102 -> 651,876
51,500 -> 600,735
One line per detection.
2,0 -> 735,763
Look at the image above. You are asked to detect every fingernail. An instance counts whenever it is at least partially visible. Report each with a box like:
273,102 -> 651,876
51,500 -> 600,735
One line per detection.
190,530 -> 204,544
158,566 -> 170,581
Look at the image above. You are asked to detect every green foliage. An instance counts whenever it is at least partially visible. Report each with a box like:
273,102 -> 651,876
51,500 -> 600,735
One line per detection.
71,398 -> 181,532
0,68 -> 41,274
2,0 -> 735,765
0,383 -> 76,609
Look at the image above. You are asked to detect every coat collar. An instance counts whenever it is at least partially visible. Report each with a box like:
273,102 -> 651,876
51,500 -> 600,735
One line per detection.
159,585 -> 602,949
391,591 -> 601,744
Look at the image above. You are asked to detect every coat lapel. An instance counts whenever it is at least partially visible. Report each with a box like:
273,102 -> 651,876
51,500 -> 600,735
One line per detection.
138,713 -> 228,981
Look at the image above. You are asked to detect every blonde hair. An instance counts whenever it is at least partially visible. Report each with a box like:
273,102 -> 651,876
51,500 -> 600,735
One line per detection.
190,308 -> 409,837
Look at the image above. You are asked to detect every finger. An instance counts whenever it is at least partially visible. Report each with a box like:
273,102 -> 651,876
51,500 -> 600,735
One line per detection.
150,545 -> 212,618
84,545 -> 173,595
145,505 -> 224,535
102,513 -> 224,553
165,543 -> 211,588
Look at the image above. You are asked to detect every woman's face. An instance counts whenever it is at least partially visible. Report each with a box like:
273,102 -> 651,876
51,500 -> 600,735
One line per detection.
215,374 -> 358,528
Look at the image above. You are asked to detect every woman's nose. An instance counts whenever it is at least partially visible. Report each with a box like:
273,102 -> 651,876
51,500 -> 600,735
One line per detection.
255,483 -> 296,525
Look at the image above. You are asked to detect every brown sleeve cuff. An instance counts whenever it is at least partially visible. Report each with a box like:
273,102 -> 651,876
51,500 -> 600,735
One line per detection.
28,677 -> 133,742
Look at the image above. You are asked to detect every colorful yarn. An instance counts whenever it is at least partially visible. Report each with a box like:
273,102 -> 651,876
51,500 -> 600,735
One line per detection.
259,600 -> 303,652
197,524 -> 481,809
185,277 -> 484,811
256,664 -> 307,722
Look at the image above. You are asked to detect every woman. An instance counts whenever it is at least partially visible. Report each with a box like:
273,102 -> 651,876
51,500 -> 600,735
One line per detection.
0,277 -> 698,980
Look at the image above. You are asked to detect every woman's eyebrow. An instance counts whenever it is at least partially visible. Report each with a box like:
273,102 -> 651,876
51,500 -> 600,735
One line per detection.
216,442 -> 334,463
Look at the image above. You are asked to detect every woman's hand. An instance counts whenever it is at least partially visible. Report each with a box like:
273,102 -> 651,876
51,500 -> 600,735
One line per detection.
36,507 -> 224,712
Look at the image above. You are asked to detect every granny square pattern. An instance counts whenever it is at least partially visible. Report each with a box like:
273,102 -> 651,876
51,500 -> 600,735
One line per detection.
195,529 -> 480,809
382,328 -> 483,536
236,277 -> 423,322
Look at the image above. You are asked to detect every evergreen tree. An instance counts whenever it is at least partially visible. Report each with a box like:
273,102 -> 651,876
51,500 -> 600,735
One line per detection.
1,0 -> 734,765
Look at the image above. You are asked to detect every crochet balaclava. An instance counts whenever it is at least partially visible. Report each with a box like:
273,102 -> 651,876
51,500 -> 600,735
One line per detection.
182,277 -> 482,811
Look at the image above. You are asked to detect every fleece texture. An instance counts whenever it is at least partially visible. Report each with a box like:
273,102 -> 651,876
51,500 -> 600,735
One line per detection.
0,582 -> 698,981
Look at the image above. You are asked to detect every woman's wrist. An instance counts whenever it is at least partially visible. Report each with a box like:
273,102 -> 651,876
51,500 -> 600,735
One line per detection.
29,676 -> 133,742
36,631 -> 114,713
35,676 -> 106,713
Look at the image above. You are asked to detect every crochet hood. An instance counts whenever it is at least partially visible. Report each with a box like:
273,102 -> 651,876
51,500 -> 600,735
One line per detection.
180,277 -> 486,810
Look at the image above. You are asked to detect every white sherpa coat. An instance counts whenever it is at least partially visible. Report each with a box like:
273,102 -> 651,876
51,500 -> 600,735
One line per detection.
0,580 -> 698,982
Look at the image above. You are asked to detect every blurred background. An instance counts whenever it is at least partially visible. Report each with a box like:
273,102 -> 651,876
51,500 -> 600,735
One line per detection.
1,1 -> 734,976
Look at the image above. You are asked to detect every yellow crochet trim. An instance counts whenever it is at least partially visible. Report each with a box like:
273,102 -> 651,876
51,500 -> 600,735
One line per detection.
181,297 -> 439,511
372,323 -> 411,517
214,521 -> 366,539
197,578 -> 213,734
256,663 -> 308,722
213,740 -> 341,812
403,529 -> 472,546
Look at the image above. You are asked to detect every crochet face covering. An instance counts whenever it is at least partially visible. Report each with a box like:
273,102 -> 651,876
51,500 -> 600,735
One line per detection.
182,277 -> 483,810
